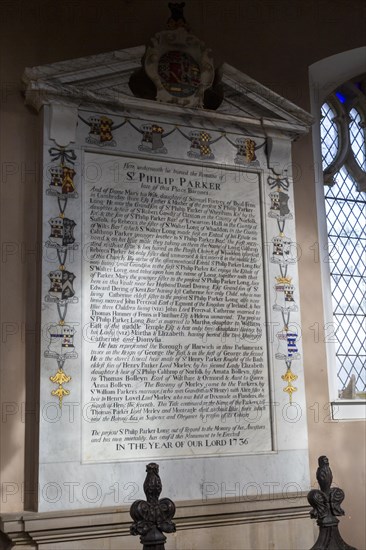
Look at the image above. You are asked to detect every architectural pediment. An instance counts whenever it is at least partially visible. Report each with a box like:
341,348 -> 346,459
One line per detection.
22,45 -> 313,137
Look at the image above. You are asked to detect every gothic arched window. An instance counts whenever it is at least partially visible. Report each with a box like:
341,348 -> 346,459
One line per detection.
320,78 -> 366,402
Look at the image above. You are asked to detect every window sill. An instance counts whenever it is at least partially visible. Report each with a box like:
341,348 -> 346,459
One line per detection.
331,400 -> 366,420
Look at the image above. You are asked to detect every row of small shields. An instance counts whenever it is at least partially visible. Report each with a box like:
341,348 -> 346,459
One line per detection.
79,114 -> 262,163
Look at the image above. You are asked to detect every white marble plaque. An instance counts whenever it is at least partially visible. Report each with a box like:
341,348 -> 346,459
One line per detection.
27,52 -> 313,511
82,152 -> 272,462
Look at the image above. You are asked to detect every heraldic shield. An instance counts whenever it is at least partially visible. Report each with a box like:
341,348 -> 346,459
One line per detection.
86,115 -> 116,146
271,235 -> 297,266
48,165 -> 77,197
44,323 -> 78,360
46,217 -> 77,249
187,130 -> 214,159
275,329 -> 300,361
46,270 -> 78,303
235,138 -> 259,166
273,277 -> 298,312
139,124 -> 167,154
268,190 -> 292,221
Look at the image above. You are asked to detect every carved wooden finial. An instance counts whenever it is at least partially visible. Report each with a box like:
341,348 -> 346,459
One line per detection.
130,463 -> 176,550
308,456 -> 357,550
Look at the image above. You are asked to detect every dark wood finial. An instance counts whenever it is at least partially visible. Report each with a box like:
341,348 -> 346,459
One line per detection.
308,456 -> 357,550
130,463 -> 176,550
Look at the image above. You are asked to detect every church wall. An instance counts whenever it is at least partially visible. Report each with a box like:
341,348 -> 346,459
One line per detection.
1,1 -> 365,548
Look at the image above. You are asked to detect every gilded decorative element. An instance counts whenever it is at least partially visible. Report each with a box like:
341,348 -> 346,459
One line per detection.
51,384 -> 71,408
50,368 -> 71,408
281,368 -> 298,403
50,368 -> 72,385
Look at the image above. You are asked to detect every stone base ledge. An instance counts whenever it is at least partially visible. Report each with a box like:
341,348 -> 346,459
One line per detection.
0,493 -> 316,549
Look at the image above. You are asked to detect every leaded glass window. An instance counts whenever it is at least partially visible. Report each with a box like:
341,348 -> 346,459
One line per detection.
320,79 -> 366,399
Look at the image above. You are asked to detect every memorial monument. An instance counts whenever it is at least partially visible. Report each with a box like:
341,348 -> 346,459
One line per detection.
4,3 -> 315,547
